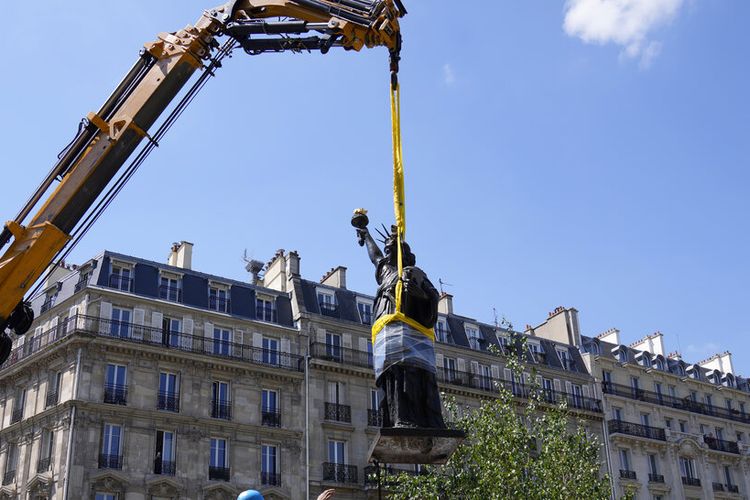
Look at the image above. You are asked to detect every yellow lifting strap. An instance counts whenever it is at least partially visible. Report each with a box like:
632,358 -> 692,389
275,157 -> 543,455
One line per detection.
371,83 -> 436,344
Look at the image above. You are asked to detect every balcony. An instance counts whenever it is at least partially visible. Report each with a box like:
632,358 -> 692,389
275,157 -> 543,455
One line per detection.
310,342 -> 372,369
210,295 -> 231,313
211,400 -> 232,420
608,420 -> 666,441
108,274 -> 133,292
157,392 -> 180,412
209,466 -> 230,481
704,436 -> 740,454
74,278 -> 89,293
368,408 -> 384,427
602,381 -> 750,425
324,402 -> 351,423
46,390 -> 59,408
104,384 -> 128,405
262,408 -> 281,428
262,472 -> 281,486
726,484 -> 740,494
323,463 -> 358,484
648,474 -> 664,483
682,476 -> 701,487
159,285 -> 183,303
154,460 -> 176,476
318,302 -> 339,318
99,454 -> 123,470
713,482 -> 725,492
37,457 -> 51,473
10,407 -> 23,424
40,297 -> 55,314
2,471 -> 15,486
364,465 -> 425,487
619,470 -> 637,480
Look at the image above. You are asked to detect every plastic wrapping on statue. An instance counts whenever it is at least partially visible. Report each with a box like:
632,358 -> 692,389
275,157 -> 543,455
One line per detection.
373,321 -> 437,380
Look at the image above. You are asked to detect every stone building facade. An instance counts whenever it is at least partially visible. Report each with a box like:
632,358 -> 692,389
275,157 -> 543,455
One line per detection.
532,306 -> 750,500
0,244 -> 605,500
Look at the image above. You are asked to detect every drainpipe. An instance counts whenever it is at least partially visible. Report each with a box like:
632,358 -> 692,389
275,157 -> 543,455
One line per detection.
62,347 -> 82,500
305,333 -> 311,500
601,416 -> 616,499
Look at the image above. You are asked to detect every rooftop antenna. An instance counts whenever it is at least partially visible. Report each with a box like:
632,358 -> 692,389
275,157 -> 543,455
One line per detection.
493,307 -> 499,328
242,249 -> 265,285
438,278 -> 453,295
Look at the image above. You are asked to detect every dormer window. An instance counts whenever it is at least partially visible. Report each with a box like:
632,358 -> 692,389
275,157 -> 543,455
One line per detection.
636,351 -> 652,369
528,341 -> 544,362
317,290 -> 337,317
41,288 -> 59,314
612,346 -> 628,363
209,285 -> 230,313
723,374 -> 735,388
655,356 -> 665,371
497,333 -> 510,350
435,319 -> 449,343
465,325 -> 482,351
75,267 -> 93,293
589,342 -> 600,355
256,295 -> 277,323
110,263 -> 133,292
159,274 -> 182,302
357,300 -> 373,326
676,363 -> 686,377
557,348 -> 572,370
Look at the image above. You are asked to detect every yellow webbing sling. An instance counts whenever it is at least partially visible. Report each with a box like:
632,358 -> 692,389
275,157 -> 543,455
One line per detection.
371,83 -> 435,344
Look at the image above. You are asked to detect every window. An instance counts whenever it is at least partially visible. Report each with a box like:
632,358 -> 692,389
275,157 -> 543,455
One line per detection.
699,424 -> 706,435
328,440 -> 345,464
209,438 -> 229,481
715,427 -> 724,440
725,398 -> 732,411
367,340 -> 373,367
159,276 -> 182,302
443,357 -> 457,382
357,301 -> 373,325
705,394 -> 713,408
328,381 -> 345,405
619,449 -> 630,471
209,286 -> 230,313
690,391 -> 698,402
679,456 -> 696,479
47,372 -> 62,407
669,385 -> 677,399
110,307 -> 131,338
655,358 -> 665,371
370,389 -> 380,411
39,429 -> 54,472
262,389 -> 280,427
154,430 -> 175,475
211,381 -> 231,420
213,327 -> 231,356
679,420 -> 687,433
630,376 -> 640,390
162,317 -> 181,348
4,443 -> 17,481
158,372 -> 179,412
648,454 -> 658,475
640,354 -> 652,368
654,382 -> 663,401
640,413 -> 650,427
110,264 -> 132,291
527,341 -> 542,361
466,326 -> 482,351
613,407 -> 623,421
498,333 -> 509,349
665,418 -> 673,429
261,444 -> 279,485
262,337 -> 279,365
325,333 -> 342,362
572,384 -> 583,408
318,291 -> 337,316
11,389 -> 26,423
256,296 -> 276,322
105,364 -> 127,405
616,348 -> 628,363
556,348 -> 572,370
41,290 -> 57,313
741,402 -> 746,416
100,424 -> 123,468
479,364 -> 492,390
602,370 -> 612,390
542,378 -> 554,402
724,465 -> 734,487
435,319 -> 448,343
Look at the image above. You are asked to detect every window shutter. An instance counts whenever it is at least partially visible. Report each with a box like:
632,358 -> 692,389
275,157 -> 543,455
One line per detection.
68,305 -> 78,332
470,361 -> 479,374
78,298 -> 88,328
504,368 -> 513,381
342,333 -> 352,349
523,372 -> 531,385
252,332 -> 263,363
182,317 -> 194,351
280,338 -> 291,367
47,316 -> 59,347
99,302 -> 112,335
132,308 -> 145,341
554,379 -> 562,392
233,329 -> 243,358
536,375 -> 543,387
151,312 -> 163,344
435,353 -> 444,370
583,385 -> 591,399
491,365 -> 500,380
205,322 -> 215,354
457,358 -> 466,373
317,329 -> 327,344
358,337 -> 368,352
565,381 -> 573,396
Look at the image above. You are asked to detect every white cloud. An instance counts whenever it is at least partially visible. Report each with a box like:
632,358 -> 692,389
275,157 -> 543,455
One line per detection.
442,63 -> 456,86
563,0 -> 684,67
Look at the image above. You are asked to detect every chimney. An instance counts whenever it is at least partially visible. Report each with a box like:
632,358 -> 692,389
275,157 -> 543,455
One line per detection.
264,249 -> 287,292
168,241 -> 193,270
667,351 -> 682,361
698,351 -> 734,375
438,293 -> 453,315
321,266 -> 347,289
42,262 -> 72,291
287,250 -> 301,277
629,332 -> 665,356
596,328 -> 620,346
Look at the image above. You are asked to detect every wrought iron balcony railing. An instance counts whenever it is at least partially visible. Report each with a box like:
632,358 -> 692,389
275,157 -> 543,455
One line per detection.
2,470 -> 15,486
324,402 -> 351,423
159,285 -> 183,303
608,420 -> 666,441
154,460 -> 176,476
318,302 -> 339,318
104,384 -> 128,405
0,314 -> 305,375
37,457 -> 51,473
10,408 -> 23,424
209,466 -> 231,481
109,274 -> 133,292
46,390 -> 59,408
364,465 -> 426,487
209,295 -> 231,313
703,435 -> 740,454
262,472 -> 281,486
619,469 -> 637,480
310,342 -> 372,368
211,400 -> 232,420
323,463 -> 358,483
682,476 -> 701,487
99,454 -> 123,470
157,392 -> 180,412
713,482 -> 725,492
726,484 -> 739,493
368,408 -> 384,427
262,408 -> 281,428
603,381 -> 750,424
648,473 -> 664,483
40,297 -> 55,314
255,305 -> 277,323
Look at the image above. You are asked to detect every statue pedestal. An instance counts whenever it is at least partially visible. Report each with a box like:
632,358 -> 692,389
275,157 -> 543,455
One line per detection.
367,427 -> 466,465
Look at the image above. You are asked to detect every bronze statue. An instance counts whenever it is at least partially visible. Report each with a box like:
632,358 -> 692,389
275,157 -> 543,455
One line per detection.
353,210 -> 446,429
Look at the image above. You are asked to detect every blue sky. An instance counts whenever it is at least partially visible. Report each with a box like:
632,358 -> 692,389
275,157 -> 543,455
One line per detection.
1,1 -> 748,371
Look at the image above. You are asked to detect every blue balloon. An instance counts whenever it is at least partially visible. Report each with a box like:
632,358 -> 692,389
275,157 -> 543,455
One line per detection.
237,491 -> 264,500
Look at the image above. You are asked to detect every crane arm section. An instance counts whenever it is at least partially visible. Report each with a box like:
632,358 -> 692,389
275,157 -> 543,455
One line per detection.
0,0 -> 404,344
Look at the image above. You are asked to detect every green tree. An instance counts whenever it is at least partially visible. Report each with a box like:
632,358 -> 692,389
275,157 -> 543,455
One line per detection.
385,338 -> 611,500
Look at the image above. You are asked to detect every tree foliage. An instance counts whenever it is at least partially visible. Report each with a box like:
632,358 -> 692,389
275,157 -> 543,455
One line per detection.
385,339 -> 611,500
